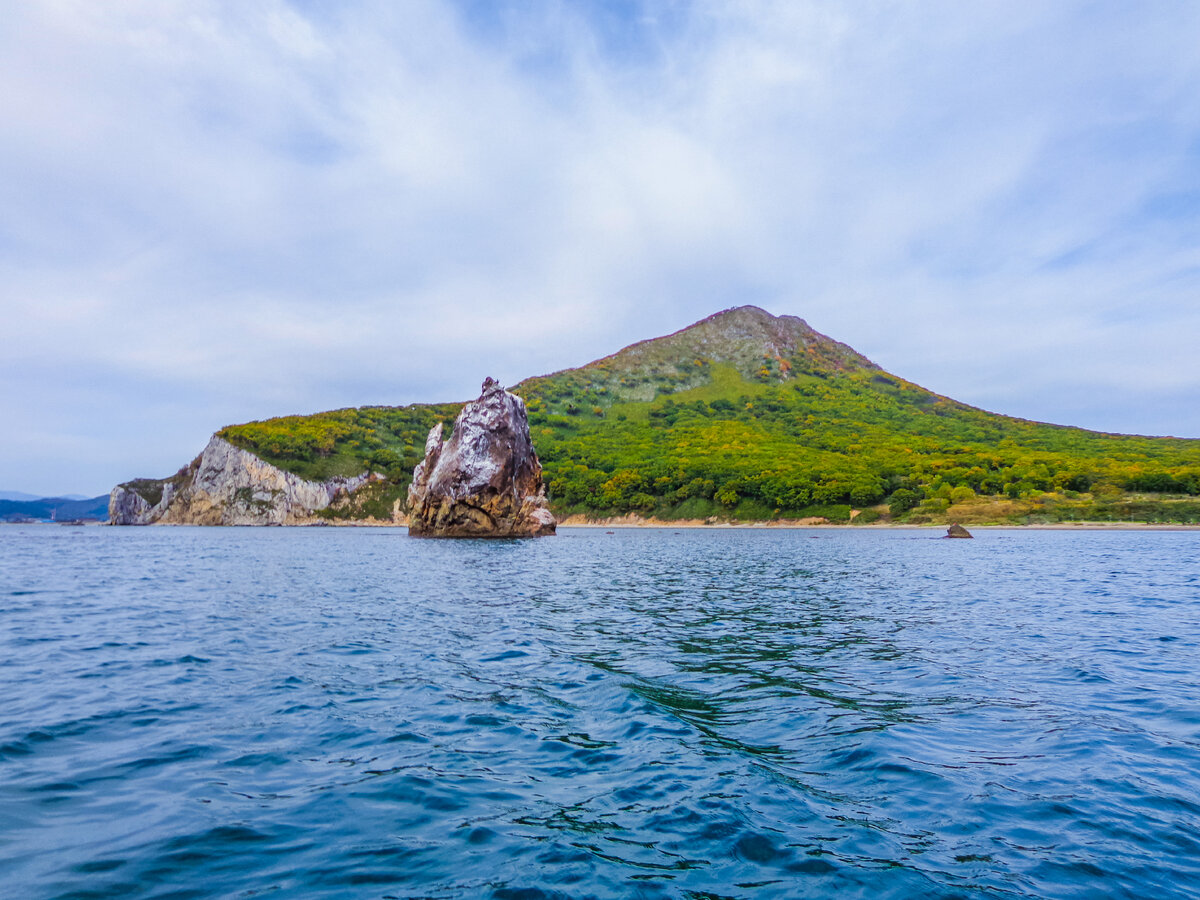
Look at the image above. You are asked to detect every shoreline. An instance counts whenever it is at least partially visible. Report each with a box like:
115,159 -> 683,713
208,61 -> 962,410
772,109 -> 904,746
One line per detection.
8,519 -> 1199,532
558,520 -> 1200,531
553,512 -> 1200,531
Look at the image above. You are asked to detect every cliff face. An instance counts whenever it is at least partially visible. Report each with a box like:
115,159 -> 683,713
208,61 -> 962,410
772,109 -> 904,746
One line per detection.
408,378 -> 556,537
109,436 -> 374,525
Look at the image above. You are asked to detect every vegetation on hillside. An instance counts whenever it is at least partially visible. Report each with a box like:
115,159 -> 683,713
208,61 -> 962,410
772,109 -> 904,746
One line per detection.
213,307 -> 1200,525
217,403 -> 460,484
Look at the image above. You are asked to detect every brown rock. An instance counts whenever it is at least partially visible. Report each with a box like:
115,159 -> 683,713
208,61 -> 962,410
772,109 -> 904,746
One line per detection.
945,523 -> 973,539
407,378 -> 556,537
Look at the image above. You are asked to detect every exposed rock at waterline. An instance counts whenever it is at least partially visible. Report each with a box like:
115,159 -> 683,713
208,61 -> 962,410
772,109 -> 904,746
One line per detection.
109,436 -> 375,525
945,523 -> 973,538
407,378 -> 556,537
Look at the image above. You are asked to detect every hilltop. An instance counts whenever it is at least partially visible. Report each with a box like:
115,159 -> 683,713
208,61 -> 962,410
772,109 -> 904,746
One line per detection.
516,306 -> 878,405
119,306 -> 1200,525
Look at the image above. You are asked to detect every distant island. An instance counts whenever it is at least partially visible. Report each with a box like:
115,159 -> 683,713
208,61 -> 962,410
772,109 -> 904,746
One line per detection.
1,494 -> 109,524
111,306 -> 1200,526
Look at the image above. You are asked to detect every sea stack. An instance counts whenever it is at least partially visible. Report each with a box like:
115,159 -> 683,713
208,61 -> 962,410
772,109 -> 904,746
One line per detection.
407,378 -> 556,538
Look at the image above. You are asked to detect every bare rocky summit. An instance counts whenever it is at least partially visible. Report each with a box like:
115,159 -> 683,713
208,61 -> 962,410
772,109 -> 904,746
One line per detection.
407,378 -> 556,537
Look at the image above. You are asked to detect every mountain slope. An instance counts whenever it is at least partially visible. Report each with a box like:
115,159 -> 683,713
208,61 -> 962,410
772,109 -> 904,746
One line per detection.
514,305 -> 878,406
146,306 -> 1200,525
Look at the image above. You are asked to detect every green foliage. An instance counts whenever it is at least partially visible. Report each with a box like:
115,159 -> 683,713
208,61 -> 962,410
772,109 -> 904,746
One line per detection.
520,357 -> 1200,523
215,308 -> 1200,525
220,403 -> 459,483
668,497 -> 718,520
126,478 -> 167,507
121,458 -> 199,508
317,480 -> 408,521
731,498 -> 774,521
888,488 -> 921,518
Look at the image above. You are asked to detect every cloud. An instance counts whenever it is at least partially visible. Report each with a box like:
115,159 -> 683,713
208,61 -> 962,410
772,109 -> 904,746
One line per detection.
3,0 -> 1200,493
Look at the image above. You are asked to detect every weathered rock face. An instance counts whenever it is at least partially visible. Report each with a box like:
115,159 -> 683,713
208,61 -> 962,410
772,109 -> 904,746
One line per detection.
407,378 -> 556,537
109,483 -> 159,525
109,436 -> 374,525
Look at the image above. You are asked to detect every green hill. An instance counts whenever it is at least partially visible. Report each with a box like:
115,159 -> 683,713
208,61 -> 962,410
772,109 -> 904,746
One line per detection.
218,306 -> 1200,525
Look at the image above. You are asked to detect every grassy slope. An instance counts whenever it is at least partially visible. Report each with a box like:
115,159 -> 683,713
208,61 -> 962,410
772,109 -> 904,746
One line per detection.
196,307 -> 1200,525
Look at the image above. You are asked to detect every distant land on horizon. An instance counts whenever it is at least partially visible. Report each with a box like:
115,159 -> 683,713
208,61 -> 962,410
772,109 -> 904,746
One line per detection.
111,306 -> 1200,527
0,494 -> 109,522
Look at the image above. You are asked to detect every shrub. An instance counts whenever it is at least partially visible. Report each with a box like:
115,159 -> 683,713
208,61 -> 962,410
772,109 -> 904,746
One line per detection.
888,488 -> 920,517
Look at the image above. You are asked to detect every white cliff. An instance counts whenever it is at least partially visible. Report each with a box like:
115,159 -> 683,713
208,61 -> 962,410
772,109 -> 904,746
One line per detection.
109,436 -> 374,525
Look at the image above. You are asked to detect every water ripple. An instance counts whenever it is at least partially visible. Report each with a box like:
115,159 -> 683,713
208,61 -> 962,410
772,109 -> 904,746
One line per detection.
1,526 -> 1199,898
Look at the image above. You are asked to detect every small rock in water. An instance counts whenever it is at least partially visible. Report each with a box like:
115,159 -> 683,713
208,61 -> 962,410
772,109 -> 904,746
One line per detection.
407,377 -> 556,538
945,523 -> 973,539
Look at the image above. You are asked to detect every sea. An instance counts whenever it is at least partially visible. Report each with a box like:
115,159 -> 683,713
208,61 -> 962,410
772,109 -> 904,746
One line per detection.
2,525 -> 1199,899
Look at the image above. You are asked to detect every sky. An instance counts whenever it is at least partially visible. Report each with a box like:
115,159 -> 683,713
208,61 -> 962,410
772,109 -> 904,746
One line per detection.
4,1 -> 1200,496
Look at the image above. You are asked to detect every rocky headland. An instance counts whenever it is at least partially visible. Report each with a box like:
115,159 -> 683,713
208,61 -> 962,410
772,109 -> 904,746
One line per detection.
109,436 -> 376,525
407,378 -> 556,537
104,306 -> 1200,528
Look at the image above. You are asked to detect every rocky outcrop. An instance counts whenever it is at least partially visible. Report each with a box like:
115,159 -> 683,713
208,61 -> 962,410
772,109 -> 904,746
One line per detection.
109,483 -> 161,525
407,378 -> 556,537
109,436 -> 374,525
946,523 -> 973,538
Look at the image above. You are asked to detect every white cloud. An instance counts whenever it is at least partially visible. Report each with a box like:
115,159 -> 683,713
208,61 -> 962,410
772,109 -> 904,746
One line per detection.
4,0 -> 1200,494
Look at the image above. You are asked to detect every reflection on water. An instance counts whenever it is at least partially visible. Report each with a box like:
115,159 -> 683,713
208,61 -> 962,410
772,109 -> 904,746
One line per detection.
1,525 -> 1199,898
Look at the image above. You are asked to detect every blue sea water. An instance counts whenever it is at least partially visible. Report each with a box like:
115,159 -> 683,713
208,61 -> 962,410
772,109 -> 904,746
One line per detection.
1,525 -> 1199,899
